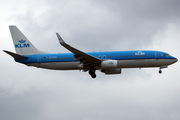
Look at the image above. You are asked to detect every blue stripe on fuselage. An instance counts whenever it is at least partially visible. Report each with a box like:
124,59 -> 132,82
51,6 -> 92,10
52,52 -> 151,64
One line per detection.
14,50 -> 176,64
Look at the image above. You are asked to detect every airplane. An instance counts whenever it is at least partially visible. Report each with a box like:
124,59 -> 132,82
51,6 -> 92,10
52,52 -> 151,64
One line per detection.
3,26 -> 178,78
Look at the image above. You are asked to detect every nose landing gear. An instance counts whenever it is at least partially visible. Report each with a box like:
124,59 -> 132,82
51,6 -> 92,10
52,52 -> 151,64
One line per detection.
158,66 -> 168,74
159,69 -> 162,74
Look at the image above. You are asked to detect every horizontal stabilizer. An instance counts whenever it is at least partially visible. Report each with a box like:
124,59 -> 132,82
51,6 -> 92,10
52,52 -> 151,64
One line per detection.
3,50 -> 28,59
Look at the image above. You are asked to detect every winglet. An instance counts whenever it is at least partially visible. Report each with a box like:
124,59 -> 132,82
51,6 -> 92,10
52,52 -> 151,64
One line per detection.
56,33 -> 66,45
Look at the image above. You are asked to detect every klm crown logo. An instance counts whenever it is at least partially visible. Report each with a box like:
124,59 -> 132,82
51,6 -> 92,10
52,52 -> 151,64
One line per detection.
135,51 -> 145,55
15,39 -> 30,48
109,62 -> 113,65
19,39 -> 26,43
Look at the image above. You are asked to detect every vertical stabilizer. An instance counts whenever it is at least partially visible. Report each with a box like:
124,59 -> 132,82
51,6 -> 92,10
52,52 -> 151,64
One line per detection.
9,26 -> 46,55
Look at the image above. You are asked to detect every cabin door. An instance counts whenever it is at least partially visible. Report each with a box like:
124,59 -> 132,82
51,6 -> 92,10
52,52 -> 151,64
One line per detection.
155,52 -> 159,60
37,56 -> 41,64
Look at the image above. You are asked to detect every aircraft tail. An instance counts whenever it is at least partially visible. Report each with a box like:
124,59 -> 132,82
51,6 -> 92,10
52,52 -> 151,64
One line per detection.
9,26 -> 46,55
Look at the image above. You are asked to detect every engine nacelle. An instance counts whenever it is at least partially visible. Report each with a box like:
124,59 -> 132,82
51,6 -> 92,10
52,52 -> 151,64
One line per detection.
101,68 -> 122,74
101,60 -> 118,69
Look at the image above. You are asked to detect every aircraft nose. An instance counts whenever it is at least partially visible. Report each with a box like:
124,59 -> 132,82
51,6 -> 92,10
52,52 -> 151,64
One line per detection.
172,57 -> 178,63
175,58 -> 178,62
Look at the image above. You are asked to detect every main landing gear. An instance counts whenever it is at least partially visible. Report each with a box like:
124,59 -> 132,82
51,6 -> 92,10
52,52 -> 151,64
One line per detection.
89,70 -> 96,78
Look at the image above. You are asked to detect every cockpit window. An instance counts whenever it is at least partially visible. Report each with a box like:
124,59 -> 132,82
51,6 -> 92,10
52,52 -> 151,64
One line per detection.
164,54 -> 170,56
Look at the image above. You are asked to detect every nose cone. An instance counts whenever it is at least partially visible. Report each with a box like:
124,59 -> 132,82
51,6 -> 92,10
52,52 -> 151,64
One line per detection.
172,57 -> 178,63
175,58 -> 178,63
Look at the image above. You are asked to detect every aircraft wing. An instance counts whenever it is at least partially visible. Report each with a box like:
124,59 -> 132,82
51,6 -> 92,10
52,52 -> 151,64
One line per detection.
56,33 -> 102,70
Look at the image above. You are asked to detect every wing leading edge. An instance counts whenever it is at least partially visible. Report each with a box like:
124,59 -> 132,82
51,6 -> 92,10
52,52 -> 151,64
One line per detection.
56,33 -> 102,70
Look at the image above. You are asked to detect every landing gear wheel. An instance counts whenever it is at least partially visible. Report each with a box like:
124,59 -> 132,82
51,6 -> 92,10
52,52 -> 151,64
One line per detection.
91,74 -> 96,78
89,70 -> 94,75
159,69 -> 162,74
89,70 -> 96,78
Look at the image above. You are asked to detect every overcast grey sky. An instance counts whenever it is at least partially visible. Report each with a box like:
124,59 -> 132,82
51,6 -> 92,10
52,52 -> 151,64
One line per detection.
0,0 -> 180,120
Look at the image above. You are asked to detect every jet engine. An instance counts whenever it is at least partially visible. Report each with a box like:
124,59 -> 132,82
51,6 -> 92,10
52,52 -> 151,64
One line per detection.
101,60 -> 118,69
101,68 -> 121,74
